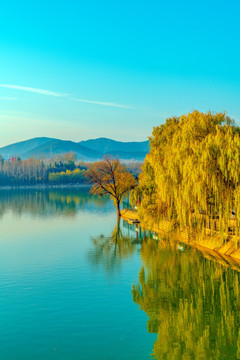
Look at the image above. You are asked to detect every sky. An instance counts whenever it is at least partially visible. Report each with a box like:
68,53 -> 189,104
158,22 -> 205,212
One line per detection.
0,0 -> 239,147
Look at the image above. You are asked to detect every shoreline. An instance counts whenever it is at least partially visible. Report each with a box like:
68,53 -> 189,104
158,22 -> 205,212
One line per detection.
0,184 -> 92,190
121,209 -> 240,269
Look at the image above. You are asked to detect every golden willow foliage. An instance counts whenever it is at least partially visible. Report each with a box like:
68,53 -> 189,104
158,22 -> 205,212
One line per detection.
132,237 -> 240,359
132,111 -> 240,240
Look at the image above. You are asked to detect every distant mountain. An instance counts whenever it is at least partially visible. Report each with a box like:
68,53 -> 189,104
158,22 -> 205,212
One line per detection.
23,139 -> 101,160
0,137 -> 53,159
80,137 -> 149,153
0,137 -> 149,161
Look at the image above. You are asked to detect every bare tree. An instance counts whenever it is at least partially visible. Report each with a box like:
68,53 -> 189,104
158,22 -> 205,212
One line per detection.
86,157 -> 137,217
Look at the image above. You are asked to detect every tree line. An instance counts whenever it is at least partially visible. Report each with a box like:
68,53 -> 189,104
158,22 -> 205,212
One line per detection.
0,152 -> 141,187
0,152 -> 86,186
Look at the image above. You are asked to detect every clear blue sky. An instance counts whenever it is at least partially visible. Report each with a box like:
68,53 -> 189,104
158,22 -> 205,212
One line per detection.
0,0 -> 239,146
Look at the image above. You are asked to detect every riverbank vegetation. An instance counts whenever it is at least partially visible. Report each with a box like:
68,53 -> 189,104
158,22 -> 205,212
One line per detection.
131,111 -> 240,242
0,152 -> 141,187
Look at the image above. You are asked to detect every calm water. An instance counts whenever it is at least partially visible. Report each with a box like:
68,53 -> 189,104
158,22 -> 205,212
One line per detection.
0,188 -> 240,359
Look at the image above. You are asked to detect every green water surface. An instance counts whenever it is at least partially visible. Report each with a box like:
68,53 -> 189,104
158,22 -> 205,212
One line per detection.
0,188 -> 239,360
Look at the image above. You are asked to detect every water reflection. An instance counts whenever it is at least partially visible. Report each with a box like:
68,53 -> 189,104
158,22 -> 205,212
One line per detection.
88,220 -> 141,273
132,235 -> 240,360
2,188 -> 240,359
0,187 -> 111,218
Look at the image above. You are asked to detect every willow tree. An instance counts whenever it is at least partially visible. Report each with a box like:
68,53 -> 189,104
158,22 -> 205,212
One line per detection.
86,157 -> 137,217
133,111 -> 240,240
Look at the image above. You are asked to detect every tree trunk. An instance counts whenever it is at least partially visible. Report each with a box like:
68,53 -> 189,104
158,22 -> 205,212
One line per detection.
116,199 -> 121,218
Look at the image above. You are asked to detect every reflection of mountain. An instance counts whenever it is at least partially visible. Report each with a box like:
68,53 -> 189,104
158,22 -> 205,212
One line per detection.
132,236 -> 240,359
0,188 -> 113,218
88,220 -> 140,273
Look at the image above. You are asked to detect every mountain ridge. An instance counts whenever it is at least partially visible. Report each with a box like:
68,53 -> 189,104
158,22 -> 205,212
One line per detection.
0,137 -> 149,161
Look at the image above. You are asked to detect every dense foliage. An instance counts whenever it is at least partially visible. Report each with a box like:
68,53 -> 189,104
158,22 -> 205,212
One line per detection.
132,111 -> 240,240
48,168 -> 85,184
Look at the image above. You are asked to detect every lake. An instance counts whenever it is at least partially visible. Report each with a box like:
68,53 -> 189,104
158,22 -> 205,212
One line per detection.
0,188 -> 240,359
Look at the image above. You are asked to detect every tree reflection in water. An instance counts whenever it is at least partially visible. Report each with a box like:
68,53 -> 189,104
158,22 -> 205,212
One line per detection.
132,236 -> 240,360
88,220 -> 140,273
